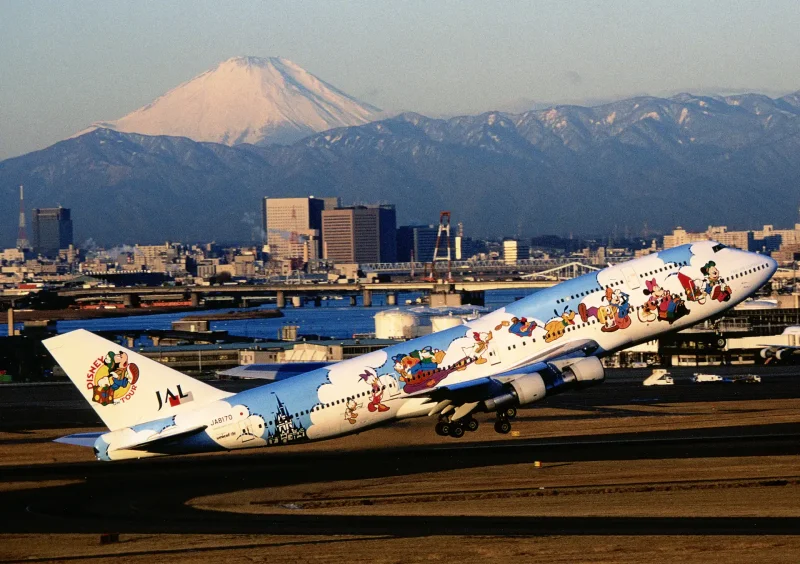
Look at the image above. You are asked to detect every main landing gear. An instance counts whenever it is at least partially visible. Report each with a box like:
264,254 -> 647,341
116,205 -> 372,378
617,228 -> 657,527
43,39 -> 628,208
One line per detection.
493,406 -> 517,435
435,415 -> 479,438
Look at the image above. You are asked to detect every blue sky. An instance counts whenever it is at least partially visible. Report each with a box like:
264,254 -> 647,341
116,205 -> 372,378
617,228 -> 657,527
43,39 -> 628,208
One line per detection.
2,0 -> 799,160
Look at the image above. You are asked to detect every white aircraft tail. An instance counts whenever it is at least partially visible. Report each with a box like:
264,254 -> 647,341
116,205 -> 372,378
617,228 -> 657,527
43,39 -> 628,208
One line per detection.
44,329 -> 232,431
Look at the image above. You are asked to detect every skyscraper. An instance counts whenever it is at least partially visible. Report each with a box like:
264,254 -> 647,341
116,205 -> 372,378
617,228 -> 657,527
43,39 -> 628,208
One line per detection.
320,204 -> 397,264
32,207 -> 73,257
322,207 -> 379,263
368,204 -> 397,263
397,225 -> 438,263
262,197 -> 327,262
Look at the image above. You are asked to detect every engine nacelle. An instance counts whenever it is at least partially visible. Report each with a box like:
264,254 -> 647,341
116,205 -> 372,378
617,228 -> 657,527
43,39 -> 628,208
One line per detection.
481,357 -> 605,412
761,348 -> 789,361
558,356 -> 605,388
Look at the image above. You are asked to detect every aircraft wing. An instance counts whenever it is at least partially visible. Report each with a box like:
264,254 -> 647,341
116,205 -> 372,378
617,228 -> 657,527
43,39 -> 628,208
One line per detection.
758,344 -> 800,363
399,338 -> 603,420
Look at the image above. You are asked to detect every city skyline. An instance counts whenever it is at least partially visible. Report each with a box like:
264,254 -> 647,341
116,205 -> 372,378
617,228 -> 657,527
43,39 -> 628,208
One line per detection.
3,1 -> 800,160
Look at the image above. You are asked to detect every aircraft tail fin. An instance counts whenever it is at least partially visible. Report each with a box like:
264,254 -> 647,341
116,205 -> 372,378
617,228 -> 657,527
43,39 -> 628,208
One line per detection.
43,329 -> 232,431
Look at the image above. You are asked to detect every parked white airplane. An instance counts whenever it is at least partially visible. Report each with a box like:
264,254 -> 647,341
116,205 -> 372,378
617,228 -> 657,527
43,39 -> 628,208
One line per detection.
45,241 -> 776,461
760,326 -> 800,363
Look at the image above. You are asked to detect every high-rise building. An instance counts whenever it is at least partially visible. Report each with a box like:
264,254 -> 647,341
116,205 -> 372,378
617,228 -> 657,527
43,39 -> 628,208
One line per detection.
262,197 -> 327,261
502,239 -> 530,265
32,207 -> 73,257
397,225 -> 438,263
367,204 -> 397,262
322,207 -> 380,263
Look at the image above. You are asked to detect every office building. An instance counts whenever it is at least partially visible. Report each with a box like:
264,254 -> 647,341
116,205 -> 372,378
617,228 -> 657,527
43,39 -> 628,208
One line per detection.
502,239 -> 530,265
397,225 -> 439,263
32,207 -> 73,257
262,197 -> 327,262
322,206 -> 384,263
368,204 -> 397,262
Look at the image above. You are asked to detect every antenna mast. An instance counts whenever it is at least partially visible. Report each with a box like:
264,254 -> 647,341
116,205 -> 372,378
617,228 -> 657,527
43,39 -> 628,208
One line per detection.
16,185 -> 31,251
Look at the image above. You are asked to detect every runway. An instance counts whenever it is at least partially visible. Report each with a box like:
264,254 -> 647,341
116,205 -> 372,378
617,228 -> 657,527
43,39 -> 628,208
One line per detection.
1,423 -> 799,535
1,367 -> 799,547
2,365 -> 799,431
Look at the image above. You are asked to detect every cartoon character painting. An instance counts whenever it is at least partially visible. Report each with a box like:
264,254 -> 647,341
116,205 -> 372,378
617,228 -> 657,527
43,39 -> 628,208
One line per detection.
393,346 -> 473,394
89,351 -> 139,406
677,272 -> 707,304
367,376 -> 390,413
701,261 -> 732,302
470,331 -> 492,364
639,279 -> 689,324
544,308 -> 576,342
358,371 -> 390,413
578,287 -> 632,332
392,346 -> 447,382
496,317 -> 537,338
344,398 -> 362,424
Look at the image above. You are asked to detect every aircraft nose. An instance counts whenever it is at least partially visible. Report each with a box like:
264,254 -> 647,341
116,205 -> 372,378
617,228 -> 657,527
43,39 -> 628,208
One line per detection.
766,255 -> 778,277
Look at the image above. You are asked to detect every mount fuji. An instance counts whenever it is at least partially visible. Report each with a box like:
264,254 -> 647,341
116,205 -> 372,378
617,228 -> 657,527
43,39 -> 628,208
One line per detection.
80,56 -> 383,146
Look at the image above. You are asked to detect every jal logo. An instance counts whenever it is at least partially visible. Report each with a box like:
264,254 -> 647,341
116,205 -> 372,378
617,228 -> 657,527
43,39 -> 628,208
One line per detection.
156,385 -> 194,410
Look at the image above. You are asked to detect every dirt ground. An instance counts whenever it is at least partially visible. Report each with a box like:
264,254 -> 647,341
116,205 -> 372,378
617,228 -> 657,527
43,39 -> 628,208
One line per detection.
2,534 -> 800,563
190,455 -> 800,518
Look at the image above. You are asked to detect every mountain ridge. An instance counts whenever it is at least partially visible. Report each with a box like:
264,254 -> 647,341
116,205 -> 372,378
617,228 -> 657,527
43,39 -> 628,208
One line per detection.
3,89 -> 800,246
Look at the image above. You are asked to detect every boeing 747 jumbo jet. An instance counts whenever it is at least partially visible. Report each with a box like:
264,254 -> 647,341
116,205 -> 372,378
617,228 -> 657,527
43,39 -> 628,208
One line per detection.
45,241 -> 776,461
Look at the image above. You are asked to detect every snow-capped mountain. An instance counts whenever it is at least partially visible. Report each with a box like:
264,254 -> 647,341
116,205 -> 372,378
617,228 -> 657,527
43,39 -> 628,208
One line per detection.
81,56 -> 383,145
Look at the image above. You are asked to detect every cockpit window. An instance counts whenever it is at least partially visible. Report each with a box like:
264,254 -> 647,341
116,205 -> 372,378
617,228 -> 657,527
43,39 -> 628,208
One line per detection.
711,243 -> 727,253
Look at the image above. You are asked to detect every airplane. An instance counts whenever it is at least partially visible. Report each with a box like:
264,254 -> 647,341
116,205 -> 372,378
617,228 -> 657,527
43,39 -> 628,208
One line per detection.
760,326 -> 800,363
44,240 -> 777,461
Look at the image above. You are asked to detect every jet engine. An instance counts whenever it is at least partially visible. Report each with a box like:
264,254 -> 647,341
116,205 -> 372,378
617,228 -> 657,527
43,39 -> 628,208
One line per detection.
482,357 -> 605,412
761,348 -> 788,361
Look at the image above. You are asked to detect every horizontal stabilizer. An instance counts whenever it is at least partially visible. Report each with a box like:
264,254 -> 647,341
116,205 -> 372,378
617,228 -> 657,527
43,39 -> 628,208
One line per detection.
114,424 -> 208,451
218,362 -> 333,381
54,432 -> 104,448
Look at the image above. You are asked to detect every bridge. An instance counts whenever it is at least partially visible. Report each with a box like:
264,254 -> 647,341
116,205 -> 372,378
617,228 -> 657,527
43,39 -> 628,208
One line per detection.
56,279 -> 558,309
521,261 -> 600,281
361,257 -> 622,274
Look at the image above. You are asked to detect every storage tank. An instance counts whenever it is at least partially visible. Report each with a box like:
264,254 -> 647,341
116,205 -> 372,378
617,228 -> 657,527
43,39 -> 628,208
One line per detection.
430,314 -> 464,333
374,309 -> 421,340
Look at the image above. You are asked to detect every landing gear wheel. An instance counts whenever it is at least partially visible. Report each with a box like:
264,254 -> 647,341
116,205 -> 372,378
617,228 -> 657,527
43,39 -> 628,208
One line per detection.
465,418 -> 479,432
504,407 -> 518,419
449,424 -> 465,438
494,419 -> 512,434
435,421 -> 449,436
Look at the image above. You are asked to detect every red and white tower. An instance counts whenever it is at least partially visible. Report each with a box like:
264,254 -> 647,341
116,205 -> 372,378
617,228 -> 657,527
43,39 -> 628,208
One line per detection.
16,185 -> 31,251
427,211 -> 453,282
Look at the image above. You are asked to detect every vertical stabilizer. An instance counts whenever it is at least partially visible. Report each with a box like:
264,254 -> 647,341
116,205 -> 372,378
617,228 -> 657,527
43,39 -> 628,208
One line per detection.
44,329 -> 232,430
